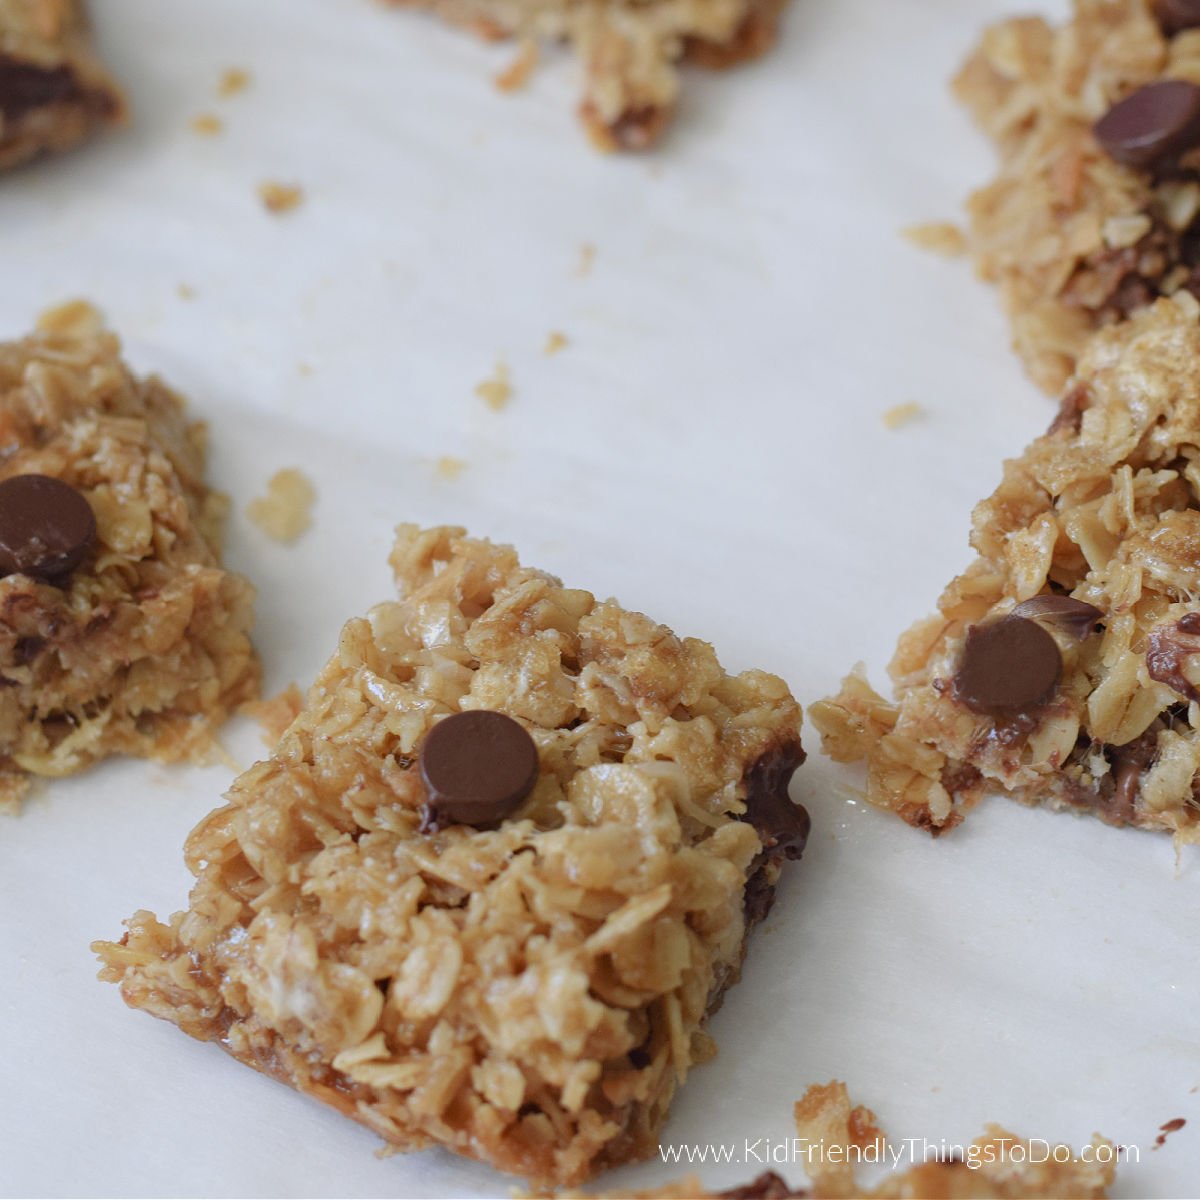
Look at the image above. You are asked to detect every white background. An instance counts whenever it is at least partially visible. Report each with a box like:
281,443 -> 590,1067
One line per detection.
0,1 -> 1196,1196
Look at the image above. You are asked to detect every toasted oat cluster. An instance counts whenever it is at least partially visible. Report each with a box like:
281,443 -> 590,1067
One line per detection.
557,1081 -> 1115,1198
95,525 -> 808,1187
383,0 -> 784,150
0,0 -> 124,170
953,0 -> 1200,393
0,321 -> 259,810
812,295 -> 1200,843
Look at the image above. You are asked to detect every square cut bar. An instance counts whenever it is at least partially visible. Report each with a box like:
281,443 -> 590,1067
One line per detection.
0,0 -> 124,170
95,525 -> 808,1187
0,320 -> 258,810
954,0 -> 1200,394
812,295 -> 1200,844
383,0 -> 785,150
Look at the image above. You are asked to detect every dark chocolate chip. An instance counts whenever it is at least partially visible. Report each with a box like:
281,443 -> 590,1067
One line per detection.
718,1172 -> 806,1200
741,741 -> 809,859
0,475 -> 96,582
1010,594 -> 1104,640
0,55 -> 78,121
1048,384 -> 1089,435
1156,0 -> 1200,34
418,709 -> 538,830
1094,80 -> 1200,169
952,617 -> 1062,717
1145,617 -> 1200,700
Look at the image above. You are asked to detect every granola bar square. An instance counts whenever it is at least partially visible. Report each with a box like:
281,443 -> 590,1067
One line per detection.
0,318 -> 259,809
95,525 -> 807,1186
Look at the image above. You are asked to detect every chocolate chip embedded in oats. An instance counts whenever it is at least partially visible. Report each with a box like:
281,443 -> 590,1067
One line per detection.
0,475 -> 96,582
0,56 -> 77,121
952,617 -> 1062,717
1145,616 -> 1200,701
1156,0 -> 1200,34
717,1172 -> 805,1200
1011,594 -> 1104,640
418,709 -> 538,830
1094,80 -> 1200,169
741,742 -> 809,858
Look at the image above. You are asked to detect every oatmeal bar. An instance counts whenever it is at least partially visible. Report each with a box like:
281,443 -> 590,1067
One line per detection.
811,295 -> 1200,843
94,525 -> 808,1186
0,321 -> 258,810
382,0 -> 785,150
951,0 -> 1200,393
0,0 -> 124,170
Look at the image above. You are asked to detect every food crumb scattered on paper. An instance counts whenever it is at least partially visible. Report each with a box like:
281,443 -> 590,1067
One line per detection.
1155,1118 -> 1187,1148
435,456 -> 467,481
177,283 -> 196,301
475,361 -> 512,411
902,221 -> 967,258
190,113 -> 223,136
495,39 -> 538,92
218,67 -> 251,98
881,401 -> 924,430
543,330 -> 568,355
246,468 -> 316,542
245,683 -> 305,745
297,362 -> 313,376
258,181 -> 304,214
576,242 -> 596,278
36,299 -> 104,338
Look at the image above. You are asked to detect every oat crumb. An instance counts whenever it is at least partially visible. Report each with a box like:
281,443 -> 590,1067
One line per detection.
575,242 -> 596,278
902,221 -> 967,258
297,362 -> 313,376
36,299 -> 104,338
435,456 -> 467,481
191,113 -> 223,136
218,67 -> 251,98
543,330 -> 568,355
881,401 -> 924,430
244,683 -> 304,745
177,283 -> 196,301
246,468 -> 316,543
475,361 -> 512,411
495,39 -> 538,92
258,182 -> 304,215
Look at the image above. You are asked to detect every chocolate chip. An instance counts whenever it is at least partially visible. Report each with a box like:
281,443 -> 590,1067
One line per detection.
418,710 -> 538,830
741,742 -> 809,859
0,475 -> 96,582
1145,617 -> 1200,701
1010,594 -> 1103,640
952,617 -> 1062,717
1048,384 -> 1089,435
1156,0 -> 1200,34
718,1173 -> 806,1200
1094,80 -> 1200,169
0,56 -> 77,121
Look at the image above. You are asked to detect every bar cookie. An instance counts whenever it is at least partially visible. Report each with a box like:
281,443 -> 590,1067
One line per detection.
95,525 -> 808,1187
383,0 -> 785,150
954,0 -> 1200,393
0,317 -> 258,810
0,0 -> 124,170
812,295 -> 1200,843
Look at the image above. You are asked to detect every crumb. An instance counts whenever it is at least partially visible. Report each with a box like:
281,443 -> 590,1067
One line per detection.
1154,1118 -> 1186,1148
902,221 -> 967,258
35,299 -> 104,338
258,182 -> 304,215
218,67 -> 251,98
495,39 -> 538,92
475,361 -> 512,411
246,468 -> 316,543
881,401 -> 924,430
190,113 -> 223,136
575,242 -> 596,278
177,283 -> 196,301
435,456 -> 467,481
244,684 -> 304,745
543,330 -> 569,356
297,362 -> 313,376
